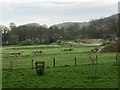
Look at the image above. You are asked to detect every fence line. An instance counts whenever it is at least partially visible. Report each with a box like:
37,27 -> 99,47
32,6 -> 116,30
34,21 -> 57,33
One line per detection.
3,53 -> 117,70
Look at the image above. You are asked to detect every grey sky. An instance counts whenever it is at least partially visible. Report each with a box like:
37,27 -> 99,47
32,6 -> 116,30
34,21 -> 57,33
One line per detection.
0,0 -> 119,27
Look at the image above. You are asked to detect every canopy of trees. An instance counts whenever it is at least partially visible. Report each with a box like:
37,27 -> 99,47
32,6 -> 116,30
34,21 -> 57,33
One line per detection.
1,14 -> 118,46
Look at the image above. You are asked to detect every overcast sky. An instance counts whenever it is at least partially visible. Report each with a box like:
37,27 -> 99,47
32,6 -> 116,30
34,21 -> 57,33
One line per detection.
0,0 -> 119,27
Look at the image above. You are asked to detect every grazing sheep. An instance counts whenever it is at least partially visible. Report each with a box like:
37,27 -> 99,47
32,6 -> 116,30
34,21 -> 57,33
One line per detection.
9,52 -> 15,57
33,51 -> 43,55
63,48 -> 73,52
15,52 -> 23,57
9,52 -> 23,57
91,48 -> 99,53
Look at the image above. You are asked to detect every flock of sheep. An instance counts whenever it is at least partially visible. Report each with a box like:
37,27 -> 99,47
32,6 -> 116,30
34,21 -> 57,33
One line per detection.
9,47 -> 100,57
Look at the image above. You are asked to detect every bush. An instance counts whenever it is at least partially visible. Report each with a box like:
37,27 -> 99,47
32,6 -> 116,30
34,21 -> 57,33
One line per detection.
18,40 -> 34,46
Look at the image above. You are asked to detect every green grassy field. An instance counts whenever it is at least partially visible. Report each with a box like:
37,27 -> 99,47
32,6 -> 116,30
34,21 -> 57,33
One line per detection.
2,45 -> 118,88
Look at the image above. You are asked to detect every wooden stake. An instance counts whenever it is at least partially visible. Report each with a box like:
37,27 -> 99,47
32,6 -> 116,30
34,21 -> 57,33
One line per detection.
96,55 -> 98,64
75,57 -> 77,66
116,54 -> 118,63
32,60 -> 33,69
53,58 -> 55,67
11,61 -> 12,70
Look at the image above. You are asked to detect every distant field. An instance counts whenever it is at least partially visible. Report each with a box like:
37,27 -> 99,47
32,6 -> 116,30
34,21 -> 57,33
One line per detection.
2,45 -> 118,88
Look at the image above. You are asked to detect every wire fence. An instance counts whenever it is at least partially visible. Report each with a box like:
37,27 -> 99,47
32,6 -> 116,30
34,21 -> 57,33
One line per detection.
2,53 -> 118,70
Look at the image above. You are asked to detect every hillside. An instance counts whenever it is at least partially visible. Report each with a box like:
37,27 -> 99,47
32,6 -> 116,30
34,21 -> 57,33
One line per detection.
52,22 -> 90,29
51,14 -> 117,30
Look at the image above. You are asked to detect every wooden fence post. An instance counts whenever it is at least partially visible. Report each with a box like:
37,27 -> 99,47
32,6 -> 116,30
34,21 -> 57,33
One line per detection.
116,54 -> 118,63
96,55 -> 98,64
89,52 -> 91,60
10,61 -> 12,70
53,58 -> 55,67
75,57 -> 77,66
32,60 -> 33,69
92,60 -> 94,65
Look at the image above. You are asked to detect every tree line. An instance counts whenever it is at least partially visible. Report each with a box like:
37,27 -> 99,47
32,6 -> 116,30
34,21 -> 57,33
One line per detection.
1,14 -> 118,46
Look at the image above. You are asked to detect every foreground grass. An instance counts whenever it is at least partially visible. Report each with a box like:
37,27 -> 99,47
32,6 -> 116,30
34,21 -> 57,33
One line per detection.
2,45 -> 118,88
2,63 -> 118,88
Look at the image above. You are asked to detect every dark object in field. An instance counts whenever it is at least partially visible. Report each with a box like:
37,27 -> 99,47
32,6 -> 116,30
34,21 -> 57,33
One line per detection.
10,52 -> 23,57
46,66 -> 50,68
63,65 -> 70,67
33,51 -> 43,55
95,55 -> 98,64
75,57 -> 77,66
32,60 -> 33,69
53,58 -> 55,67
35,61 -> 45,75
63,48 -> 73,52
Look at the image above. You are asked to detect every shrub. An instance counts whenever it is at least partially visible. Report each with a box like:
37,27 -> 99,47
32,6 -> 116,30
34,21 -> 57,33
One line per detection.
18,40 -> 34,46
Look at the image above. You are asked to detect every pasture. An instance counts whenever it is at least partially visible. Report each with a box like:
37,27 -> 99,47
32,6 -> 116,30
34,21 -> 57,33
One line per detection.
2,45 -> 118,88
